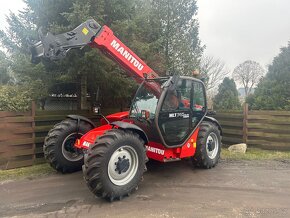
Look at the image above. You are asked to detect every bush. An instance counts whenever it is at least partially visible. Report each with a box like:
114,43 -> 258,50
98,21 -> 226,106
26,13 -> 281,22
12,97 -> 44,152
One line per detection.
0,80 -> 47,111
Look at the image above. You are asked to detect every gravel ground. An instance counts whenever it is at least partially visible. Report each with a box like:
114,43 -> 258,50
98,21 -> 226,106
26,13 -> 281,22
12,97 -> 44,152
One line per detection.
1,159 -> 290,218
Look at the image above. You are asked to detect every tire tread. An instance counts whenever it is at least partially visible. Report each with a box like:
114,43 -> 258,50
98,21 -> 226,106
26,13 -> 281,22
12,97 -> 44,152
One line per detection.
83,129 -> 147,201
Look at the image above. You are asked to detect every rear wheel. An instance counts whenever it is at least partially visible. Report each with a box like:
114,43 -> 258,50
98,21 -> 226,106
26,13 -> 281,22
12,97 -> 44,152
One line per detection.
83,129 -> 147,201
43,119 -> 93,173
192,121 -> 221,168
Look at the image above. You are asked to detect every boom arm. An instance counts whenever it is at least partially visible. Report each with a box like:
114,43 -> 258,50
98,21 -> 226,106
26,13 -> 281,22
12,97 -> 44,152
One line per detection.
31,19 -> 159,82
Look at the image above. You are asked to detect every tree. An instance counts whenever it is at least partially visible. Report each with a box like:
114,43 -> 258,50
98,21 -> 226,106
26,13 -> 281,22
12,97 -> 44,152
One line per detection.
0,51 -> 12,85
0,0 -> 138,110
151,0 -> 203,75
247,42 -> 290,110
213,77 -> 241,110
0,0 -> 203,111
0,0 -> 73,110
232,60 -> 264,97
199,55 -> 229,91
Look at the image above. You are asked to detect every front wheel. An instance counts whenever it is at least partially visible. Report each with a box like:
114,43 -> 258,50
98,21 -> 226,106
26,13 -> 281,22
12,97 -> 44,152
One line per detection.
191,121 -> 221,168
83,129 -> 147,201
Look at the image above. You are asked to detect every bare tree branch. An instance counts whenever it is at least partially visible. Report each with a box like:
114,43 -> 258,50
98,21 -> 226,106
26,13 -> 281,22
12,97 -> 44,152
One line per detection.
232,60 -> 265,97
199,55 -> 230,91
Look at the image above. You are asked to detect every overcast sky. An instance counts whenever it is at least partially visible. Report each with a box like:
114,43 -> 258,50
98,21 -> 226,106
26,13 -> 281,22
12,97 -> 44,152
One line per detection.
0,1 -> 26,29
1,0 -> 290,72
197,0 -> 290,71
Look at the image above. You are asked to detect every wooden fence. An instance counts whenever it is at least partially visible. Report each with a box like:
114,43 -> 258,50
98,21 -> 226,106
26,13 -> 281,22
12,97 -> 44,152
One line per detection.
213,110 -> 244,145
1,103 -> 290,170
0,102 -> 120,170
215,104 -> 290,150
0,110 -> 35,169
247,110 -> 290,150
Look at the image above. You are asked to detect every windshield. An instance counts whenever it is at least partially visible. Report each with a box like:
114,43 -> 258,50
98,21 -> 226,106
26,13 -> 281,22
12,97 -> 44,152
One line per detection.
129,79 -> 168,119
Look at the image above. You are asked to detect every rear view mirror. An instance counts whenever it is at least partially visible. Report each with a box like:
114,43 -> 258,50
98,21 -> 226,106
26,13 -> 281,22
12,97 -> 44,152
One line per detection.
93,106 -> 101,114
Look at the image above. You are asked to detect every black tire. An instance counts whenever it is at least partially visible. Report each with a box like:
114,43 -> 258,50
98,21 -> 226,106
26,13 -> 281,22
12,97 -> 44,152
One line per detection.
192,121 -> 221,169
44,119 -> 93,173
83,129 -> 147,201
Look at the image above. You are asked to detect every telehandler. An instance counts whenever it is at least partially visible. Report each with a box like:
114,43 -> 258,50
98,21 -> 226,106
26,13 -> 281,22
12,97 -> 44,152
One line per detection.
31,19 -> 222,201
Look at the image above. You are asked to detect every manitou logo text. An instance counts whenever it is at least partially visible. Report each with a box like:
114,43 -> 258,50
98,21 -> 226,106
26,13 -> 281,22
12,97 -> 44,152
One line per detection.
111,40 -> 144,71
146,146 -> 165,155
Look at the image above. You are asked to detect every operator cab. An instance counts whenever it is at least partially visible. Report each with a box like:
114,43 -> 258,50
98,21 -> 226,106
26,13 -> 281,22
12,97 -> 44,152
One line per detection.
129,76 -> 207,147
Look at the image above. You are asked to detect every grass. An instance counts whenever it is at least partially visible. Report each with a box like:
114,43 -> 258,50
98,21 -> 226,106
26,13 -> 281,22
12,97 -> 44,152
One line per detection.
221,147 -> 290,160
0,163 -> 55,182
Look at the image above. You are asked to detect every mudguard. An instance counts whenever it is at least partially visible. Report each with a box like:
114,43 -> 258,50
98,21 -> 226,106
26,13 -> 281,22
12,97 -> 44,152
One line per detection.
101,111 -> 129,125
112,121 -> 149,144
203,116 -> 223,135
67,115 -> 96,128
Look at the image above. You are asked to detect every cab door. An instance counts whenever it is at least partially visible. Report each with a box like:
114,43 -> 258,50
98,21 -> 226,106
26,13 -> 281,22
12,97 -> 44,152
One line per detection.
157,78 -> 207,147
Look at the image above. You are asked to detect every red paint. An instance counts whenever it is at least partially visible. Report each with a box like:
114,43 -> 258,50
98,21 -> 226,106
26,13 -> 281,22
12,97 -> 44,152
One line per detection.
75,124 -> 113,149
179,127 -> 199,158
91,26 -> 162,97
146,127 -> 200,162
101,111 -> 129,125
92,26 -> 158,81
76,123 -> 200,161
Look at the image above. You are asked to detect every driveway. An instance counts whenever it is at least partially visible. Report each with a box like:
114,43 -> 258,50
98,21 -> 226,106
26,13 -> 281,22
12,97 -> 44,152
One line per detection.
1,160 -> 290,218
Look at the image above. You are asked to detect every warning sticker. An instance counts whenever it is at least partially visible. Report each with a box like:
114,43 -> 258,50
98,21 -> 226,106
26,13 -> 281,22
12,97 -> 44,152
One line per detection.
82,27 -> 89,35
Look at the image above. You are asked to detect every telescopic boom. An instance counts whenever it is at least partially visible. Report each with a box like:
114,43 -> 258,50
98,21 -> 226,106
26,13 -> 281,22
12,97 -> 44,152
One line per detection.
31,19 -> 159,82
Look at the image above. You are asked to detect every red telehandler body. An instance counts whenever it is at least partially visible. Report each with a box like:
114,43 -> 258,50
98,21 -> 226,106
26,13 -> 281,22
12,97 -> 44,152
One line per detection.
31,19 -> 222,201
